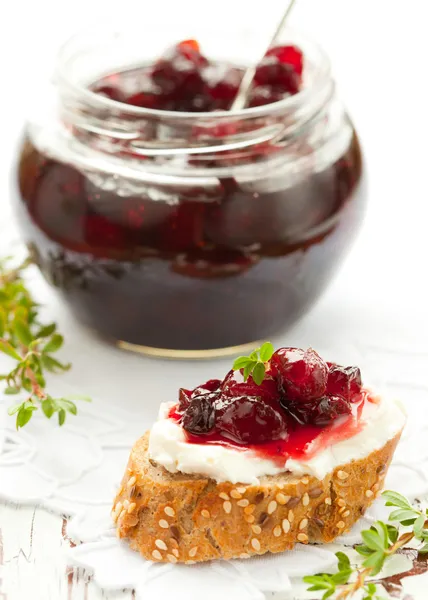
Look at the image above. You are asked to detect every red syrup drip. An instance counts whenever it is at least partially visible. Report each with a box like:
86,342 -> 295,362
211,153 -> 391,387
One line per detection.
168,391 -> 369,467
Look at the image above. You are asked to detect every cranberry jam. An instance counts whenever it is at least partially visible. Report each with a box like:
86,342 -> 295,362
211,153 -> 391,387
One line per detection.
170,344 -> 369,464
15,33 -> 366,355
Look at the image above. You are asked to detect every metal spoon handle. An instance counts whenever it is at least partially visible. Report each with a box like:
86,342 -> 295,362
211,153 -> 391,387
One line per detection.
230,0 -> 297,111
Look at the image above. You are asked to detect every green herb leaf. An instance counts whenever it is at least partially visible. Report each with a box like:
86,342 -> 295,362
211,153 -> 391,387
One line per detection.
418,543 -> 428,554
43,334 -> 64,354
362,550 -> 386,576
366,582 -> 377,594
386,524 -> 399,544
371,521 -> 390,549
36,323 -> 56,338
252,362 -> 266,385
355,544 -> 374,557
332,569 -> 352,584
413,514 -> 425,538
232,356 -> 250,370
14,320 -> 32,346
58,408 -> 66,426
389,509 -> 418,523
336,551 -> 351,571
0,340 -> 22,361
41,398 -> 54,419
41,355 -> 71,373
232,341 -> 275,385
259,342 -> 274,362
361,529 -> 386,553
243,361 -> 256,382
382,490 -> 413,510
16,405 -> 37,429
4,386 -> 20,395
62,394 -> 91,403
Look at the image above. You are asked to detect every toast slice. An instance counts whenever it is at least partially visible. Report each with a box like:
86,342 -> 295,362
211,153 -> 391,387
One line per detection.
113,430 -> 401,563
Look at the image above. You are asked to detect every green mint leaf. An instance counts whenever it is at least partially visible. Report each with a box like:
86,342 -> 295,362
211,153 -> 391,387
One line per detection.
58,408 -> 66,426
233,356 -> 250,370
386,524 -> 399,544
355,544 -> 374,557
0,340 -> 22,361
418,542 -> 428,554
322,590 -> 335,600
383,490 -> 413,510
252,362 -> 266,385
249,351 -> 258,361
413,514 -> 425,538
335,551 -> 351,571
389,509 -> 418,523
14,320 -> 32,346
259,342 -> 274,362
43,334 -> 64,354
363,550 -> 386,576
36,323 -> 56,338
4,386 -> 20,395
361,529 -> 386,552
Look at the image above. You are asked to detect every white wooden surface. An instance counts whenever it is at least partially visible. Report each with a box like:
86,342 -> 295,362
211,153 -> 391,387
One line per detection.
1,0 -> 428,598
0,504 -> 135,600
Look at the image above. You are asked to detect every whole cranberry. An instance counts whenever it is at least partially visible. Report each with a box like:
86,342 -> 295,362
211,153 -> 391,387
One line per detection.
310,396 -> 352,427
221,369 -> 280,407
271,347 -> 328,402
182,395 -> 216,435
216,396 -> 287,444
151,41 -> 208,96
282,395 -> 351,427
266,45 -> 304,76
192,379 -> 222,396
254,56 -> 300,94
92,84 -> 126,102
326,366 -> 362,402
83,214 -> 127,249
126,91 -> 163,109
248,86 -> 285,107
206,67 -> 243,110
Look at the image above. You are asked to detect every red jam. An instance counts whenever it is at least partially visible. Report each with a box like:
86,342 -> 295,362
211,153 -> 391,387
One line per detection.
91,40 -> 304,111
170,346 -> 369,466
15,40 -> 365,352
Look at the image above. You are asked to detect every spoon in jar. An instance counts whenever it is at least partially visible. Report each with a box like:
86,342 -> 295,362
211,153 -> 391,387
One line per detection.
229,0 -> 297,111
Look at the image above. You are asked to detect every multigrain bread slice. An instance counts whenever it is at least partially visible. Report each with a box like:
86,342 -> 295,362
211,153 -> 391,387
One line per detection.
112,430 -> 401,563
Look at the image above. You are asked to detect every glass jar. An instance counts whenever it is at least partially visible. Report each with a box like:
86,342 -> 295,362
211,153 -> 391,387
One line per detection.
14,27 -> 366,358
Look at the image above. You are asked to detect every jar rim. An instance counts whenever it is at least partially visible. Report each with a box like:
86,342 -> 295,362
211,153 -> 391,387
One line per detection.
55,25 -> 332,122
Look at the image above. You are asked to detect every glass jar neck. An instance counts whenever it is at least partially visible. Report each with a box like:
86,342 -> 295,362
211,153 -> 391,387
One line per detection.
29,27 -> 347,184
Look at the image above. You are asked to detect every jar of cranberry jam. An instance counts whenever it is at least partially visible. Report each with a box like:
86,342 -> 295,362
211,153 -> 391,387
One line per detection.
14,27 -> 366,357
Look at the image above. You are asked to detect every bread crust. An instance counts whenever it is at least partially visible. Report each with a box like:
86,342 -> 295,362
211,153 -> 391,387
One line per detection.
113,430 -> 401,563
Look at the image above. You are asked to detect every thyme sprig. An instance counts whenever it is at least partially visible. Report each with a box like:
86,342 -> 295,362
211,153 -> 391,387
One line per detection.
0,255 -> 90,428
304,490 -> 428,599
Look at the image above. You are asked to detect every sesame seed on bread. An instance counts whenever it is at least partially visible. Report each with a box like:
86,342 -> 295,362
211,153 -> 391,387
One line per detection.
113,430 -> 402,563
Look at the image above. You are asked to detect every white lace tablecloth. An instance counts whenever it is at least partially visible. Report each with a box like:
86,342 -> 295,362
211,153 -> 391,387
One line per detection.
0,205 -> 428,600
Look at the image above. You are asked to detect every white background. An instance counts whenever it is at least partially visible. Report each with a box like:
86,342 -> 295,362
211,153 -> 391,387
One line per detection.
1,1 -> 428,598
